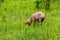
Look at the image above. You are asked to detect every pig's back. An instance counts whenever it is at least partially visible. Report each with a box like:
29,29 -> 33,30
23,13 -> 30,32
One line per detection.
31,13 -> 40,19
31,12 -> 45,19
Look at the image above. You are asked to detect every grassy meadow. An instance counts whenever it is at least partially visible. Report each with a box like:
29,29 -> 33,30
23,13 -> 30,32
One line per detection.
0,0 -> 60,40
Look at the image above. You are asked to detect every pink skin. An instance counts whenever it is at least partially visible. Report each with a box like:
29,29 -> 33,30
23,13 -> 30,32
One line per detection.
26,12 -> 45,25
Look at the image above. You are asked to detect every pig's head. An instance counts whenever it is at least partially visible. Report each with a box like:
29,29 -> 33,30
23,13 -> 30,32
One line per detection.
26,18 -> 32,25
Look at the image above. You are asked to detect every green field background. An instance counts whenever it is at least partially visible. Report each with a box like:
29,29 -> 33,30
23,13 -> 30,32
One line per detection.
0,0 -> 60,40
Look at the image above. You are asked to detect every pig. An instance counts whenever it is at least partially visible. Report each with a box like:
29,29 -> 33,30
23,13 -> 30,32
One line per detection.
26,12 -> 45,25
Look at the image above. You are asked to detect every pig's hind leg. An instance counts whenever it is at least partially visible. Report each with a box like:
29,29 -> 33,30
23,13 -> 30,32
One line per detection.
38,18 -> 44,25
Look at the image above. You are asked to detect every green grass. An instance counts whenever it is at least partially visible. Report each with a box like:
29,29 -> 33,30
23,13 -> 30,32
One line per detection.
0,0 -> 60,40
